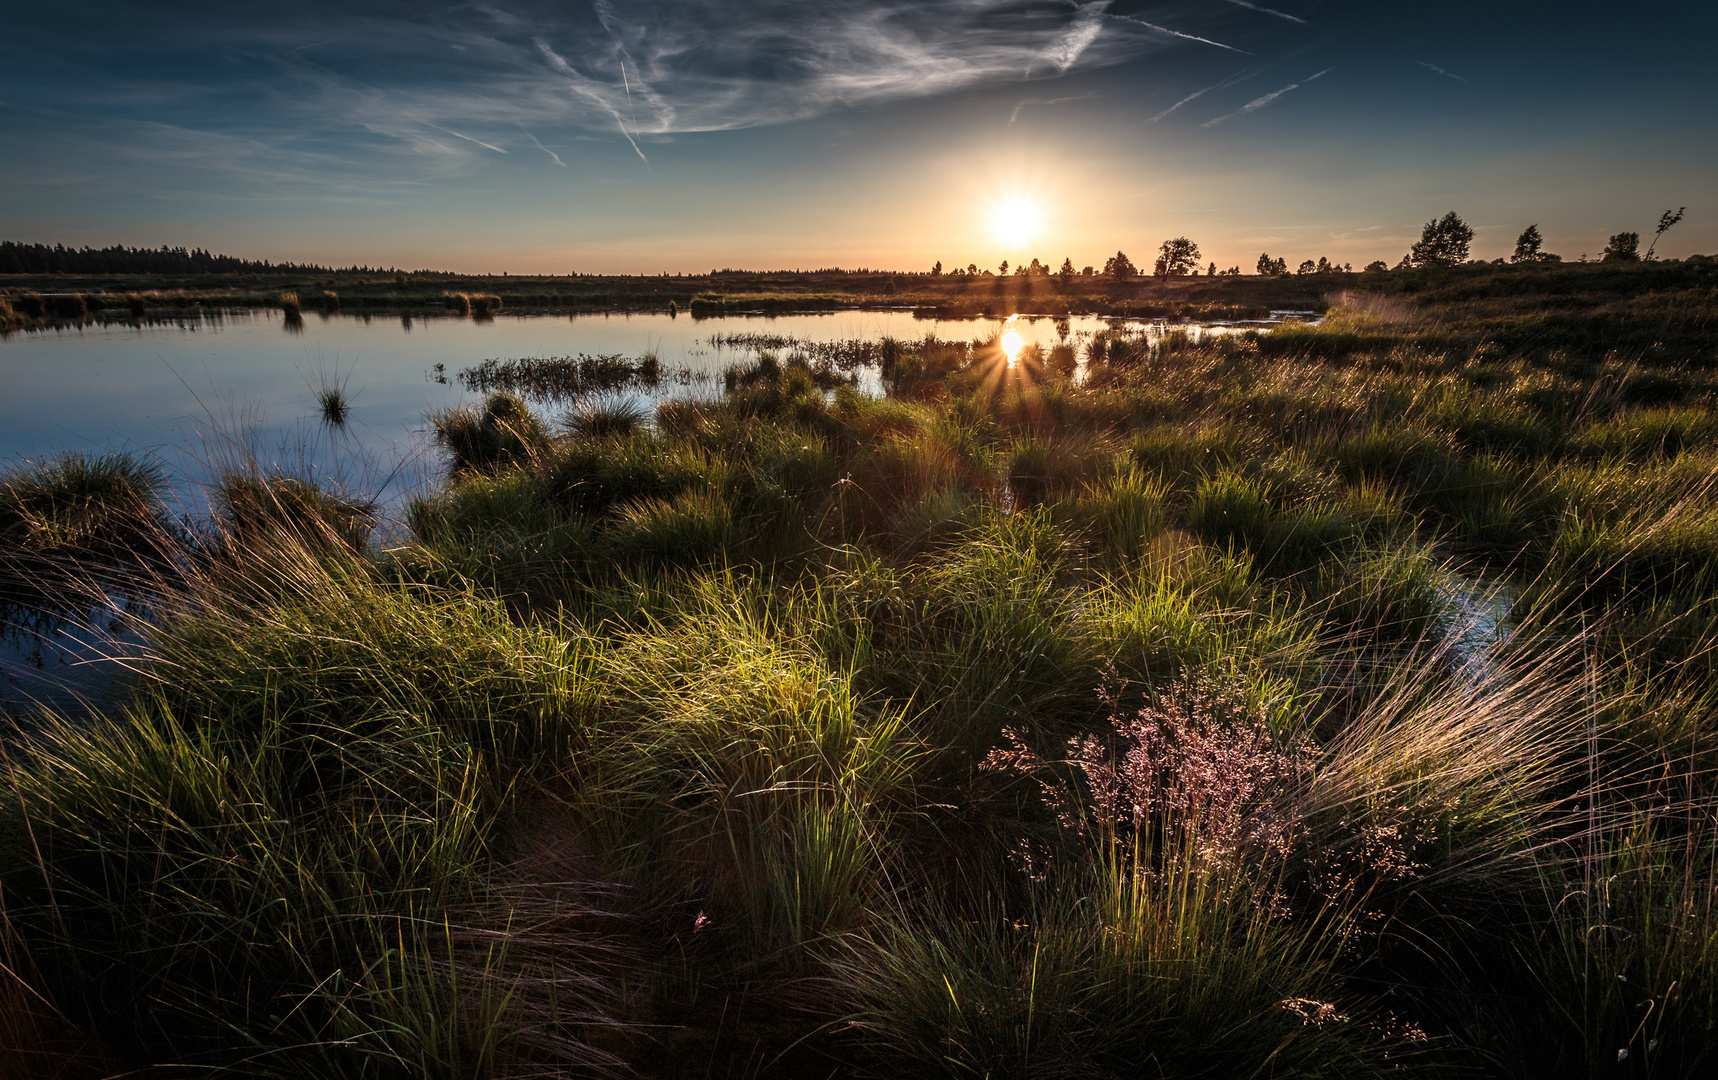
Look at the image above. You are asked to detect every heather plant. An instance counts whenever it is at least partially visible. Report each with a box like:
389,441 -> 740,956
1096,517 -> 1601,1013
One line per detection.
986,677 -> 1304,878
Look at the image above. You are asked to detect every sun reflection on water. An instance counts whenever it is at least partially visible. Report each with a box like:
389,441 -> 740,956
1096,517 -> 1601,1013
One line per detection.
1000,316 -> 1023,367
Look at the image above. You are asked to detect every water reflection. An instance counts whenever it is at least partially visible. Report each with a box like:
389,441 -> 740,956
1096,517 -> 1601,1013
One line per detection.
0,307 -> 1307,519
1000,315 -> 1025,368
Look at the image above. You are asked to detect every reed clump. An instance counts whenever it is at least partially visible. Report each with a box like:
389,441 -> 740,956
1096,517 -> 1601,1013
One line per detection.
0,452 -> 167,549
458,353 -> 660,400
310,366 -> 354,428
316,384 -> 350,426
444,291 -> 502,318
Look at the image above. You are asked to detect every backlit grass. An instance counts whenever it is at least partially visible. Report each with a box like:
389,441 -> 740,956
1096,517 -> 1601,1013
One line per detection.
4,270 -> 1718,1076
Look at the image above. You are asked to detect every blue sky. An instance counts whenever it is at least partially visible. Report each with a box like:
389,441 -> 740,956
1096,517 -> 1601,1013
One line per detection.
3,0 -> 1712,273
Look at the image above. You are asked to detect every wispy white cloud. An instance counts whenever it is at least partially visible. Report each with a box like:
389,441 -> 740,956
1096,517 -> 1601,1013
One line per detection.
1203,67 -> 1329,126
1219,0 -> 1308,25
0,0 -> 1270,185
1044,2 -> 1111,72
1146,68 -> 1252,123
536,1 -> 1171,133
1414,60 -> 1466,82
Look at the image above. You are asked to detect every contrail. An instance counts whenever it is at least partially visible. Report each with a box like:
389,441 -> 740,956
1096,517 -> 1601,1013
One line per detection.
1415,60 -> 1466,82
536,39 -> 650,165
424,123 -> 507,154
522,129 -> 566,167
1220,0 -> 1308,25
1147,69 -> 1251,123
1109,12 -> 1249,53
621,59 -> 641,136
1203,67 -> 1329,126
617,59 -> 652,164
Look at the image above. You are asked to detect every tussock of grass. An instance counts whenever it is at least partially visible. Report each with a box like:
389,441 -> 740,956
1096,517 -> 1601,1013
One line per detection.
0,451 -> 175,617
565,395 -> 647,439
433,391 -> 549,474
843,867 -> 1404,1079
0,451 -> 166,550
214,472 -> 376,554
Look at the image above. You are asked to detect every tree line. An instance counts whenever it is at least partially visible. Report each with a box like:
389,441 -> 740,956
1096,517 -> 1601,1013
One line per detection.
0,242 -> 361,276
932,207 -> 1691,280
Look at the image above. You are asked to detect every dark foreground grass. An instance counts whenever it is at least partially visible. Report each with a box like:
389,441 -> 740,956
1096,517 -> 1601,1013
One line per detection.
4,271 -> 1718,1077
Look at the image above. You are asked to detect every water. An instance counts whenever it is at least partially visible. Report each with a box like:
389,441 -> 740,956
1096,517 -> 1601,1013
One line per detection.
0,309 -> 1268,508
1435,570 -> 1516,680
0,307 -> 1281,715
0,598 -> 146,719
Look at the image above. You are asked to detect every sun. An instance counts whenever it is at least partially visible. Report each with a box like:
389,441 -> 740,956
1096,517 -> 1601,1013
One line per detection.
989,196 -> 1044,250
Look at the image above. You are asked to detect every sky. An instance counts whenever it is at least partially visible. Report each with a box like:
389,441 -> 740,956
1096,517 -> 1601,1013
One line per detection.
2,0 -> 1713,274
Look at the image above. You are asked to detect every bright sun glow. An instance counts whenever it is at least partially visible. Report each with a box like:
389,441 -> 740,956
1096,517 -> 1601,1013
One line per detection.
989,197 -> 1044,250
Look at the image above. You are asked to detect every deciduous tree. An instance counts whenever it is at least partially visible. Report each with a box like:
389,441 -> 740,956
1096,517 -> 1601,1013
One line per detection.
1511,224 -> 1546,263
1153,237 -> 1201,277
1644,207 -> 1685,260
1601,232 -> 1640,262
1409,211 -> 1474,268
1103,251 -> 1137,279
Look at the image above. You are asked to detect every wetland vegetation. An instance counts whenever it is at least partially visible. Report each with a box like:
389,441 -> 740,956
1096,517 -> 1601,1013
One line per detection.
4,260 -> 1718,1077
